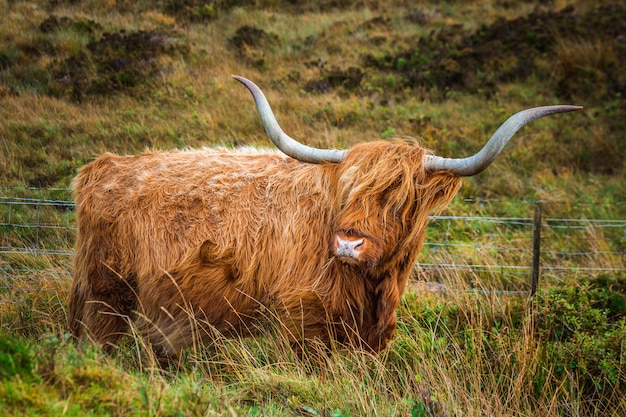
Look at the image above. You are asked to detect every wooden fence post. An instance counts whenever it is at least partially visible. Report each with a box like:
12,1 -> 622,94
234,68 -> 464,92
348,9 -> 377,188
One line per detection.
530,201 -> 542,296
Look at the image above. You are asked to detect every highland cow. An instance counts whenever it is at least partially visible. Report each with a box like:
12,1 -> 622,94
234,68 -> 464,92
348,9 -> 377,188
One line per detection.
68,76 -> 581,363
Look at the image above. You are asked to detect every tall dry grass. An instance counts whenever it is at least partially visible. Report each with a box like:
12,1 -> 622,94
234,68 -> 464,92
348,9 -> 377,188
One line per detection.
2,260 -> 624,416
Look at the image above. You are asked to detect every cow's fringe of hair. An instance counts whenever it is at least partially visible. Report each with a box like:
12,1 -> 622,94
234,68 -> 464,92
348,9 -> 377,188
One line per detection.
336,140 -> 461,259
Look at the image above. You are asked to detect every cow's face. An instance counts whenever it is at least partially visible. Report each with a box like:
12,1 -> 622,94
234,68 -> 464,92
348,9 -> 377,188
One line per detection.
330,141 -> 461,268
332,176 -> 406,267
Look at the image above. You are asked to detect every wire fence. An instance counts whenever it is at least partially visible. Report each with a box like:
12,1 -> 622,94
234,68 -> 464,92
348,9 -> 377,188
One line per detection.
416,202 -> 625,294
1,188 -> 624,305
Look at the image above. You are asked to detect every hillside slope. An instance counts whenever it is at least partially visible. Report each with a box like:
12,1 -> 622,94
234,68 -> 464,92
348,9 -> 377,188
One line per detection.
0,0 -> 623,201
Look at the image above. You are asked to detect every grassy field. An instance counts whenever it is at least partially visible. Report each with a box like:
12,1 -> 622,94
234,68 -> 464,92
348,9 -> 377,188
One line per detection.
1,0 -> 625,415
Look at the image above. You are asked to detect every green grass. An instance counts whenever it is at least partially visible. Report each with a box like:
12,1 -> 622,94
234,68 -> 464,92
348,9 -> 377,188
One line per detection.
1,273 -> 624,416
1,0 -> 625,415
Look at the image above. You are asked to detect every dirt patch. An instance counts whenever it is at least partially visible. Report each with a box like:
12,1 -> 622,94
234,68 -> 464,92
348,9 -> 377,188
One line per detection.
229,25 -> 280,68
364,4 -> 626,103
0,13 -> 188,100
163,0 -> 256,22
39,15 -> 102,35
50,29 -> 189,100
304,65 -> 365,94
230,25 -> 279,51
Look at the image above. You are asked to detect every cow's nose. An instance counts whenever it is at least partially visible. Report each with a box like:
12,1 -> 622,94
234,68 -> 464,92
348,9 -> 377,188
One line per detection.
335,236 -> 364,260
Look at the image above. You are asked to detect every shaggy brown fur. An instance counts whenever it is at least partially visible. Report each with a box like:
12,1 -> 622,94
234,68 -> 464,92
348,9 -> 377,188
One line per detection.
68,140 -> 461,361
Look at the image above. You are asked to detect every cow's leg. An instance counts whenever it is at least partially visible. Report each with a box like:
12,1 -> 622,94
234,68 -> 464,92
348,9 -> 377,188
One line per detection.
357,276 -> 400,352
69,259 -> 136,350
272,290 -> 334,356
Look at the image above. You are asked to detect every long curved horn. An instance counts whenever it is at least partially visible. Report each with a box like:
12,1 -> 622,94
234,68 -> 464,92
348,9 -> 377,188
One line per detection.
233,75 -> 347,163
234,76 -> 583,173
424,105 -> 583,176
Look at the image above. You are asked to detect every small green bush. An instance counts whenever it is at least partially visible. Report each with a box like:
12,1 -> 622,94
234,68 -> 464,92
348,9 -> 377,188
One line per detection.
0,335 -> 35,381
536,275 -> 626,396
